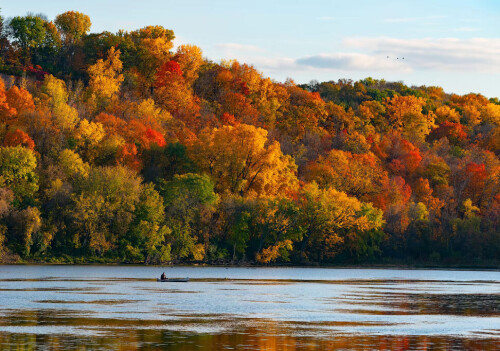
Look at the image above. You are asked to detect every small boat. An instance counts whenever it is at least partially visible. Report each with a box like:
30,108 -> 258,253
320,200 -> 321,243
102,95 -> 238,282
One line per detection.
157,278 -> 189,282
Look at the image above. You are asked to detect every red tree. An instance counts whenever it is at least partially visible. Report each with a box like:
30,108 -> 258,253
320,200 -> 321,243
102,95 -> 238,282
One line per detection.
3,129 -> 35,150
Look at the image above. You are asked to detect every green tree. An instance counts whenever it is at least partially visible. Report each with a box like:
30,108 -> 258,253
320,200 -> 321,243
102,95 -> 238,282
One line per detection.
0,146 -> 38,205
58,149 -> 90,181
0,187 -> 13,262
159,173 -> 217,260
71,166 -> 141,256
252,197 -> 303,264
296,183 -> 384,262
8,15 -> 47,62
141,142 -> 196,183
6,206 -> 41,256
123,183 -> 171,263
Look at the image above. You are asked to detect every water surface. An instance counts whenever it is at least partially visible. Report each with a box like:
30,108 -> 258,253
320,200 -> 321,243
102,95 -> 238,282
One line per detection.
0,266 -> 499,350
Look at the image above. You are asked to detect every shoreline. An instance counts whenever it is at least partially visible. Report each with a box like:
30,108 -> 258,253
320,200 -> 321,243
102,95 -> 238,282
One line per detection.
2,261 -> 500,271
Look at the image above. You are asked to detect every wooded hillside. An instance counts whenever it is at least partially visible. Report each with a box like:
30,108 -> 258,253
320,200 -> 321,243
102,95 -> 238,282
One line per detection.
0,11 -> 498,264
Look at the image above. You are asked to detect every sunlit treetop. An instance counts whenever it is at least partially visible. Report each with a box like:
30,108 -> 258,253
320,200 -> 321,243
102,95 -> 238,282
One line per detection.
55,11 -> 91,45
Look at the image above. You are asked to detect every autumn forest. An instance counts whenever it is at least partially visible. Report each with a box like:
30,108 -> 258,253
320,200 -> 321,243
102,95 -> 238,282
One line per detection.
0,11 -> 498,265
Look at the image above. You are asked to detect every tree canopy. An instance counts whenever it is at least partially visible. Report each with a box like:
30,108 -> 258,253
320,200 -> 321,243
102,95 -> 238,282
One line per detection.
0,10 -> 498,265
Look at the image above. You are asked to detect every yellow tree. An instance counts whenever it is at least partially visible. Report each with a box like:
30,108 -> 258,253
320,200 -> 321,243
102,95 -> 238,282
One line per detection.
133,26 -> 173,61
40,75 -> 79,131
130,25 -> 175,83
296,182 -> 384,261
481,103 -> 500,126
434,105 -> 460,124
385,95 -> 435,143
174,44 -> 204,86
59,149 -> 90,180
252,77 -> 289,129
449,93 -> 488,128
133,98 -> 172,125
73,119 -> 106,161
54,11 -> 91,45
278,82 -> 327,139
0,146 -> 38,204
190,124 -> 298,198
324,101 -> 357,135
87,47 -> 124,109
358,100 -> 386,132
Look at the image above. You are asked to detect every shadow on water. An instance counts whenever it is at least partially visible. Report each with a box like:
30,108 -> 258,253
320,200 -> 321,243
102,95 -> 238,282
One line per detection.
336,292 -> 500,316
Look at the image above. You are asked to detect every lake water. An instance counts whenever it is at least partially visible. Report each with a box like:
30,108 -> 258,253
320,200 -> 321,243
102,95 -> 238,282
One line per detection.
0,266 -> 499,350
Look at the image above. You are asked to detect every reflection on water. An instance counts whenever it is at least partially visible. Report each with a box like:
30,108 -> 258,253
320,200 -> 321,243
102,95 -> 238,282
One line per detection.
1,317 -> 500,350
0,266 -> 499,350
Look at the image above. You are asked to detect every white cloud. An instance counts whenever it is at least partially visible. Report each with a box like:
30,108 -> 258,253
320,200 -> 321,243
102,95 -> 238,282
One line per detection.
247,57 -> 297,70
205,37 -> 500,97
296,53 -> 408,71
340,37 -> 500,72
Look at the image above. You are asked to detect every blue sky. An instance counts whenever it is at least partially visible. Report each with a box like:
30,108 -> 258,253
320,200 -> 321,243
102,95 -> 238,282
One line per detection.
2,0 -> 499,97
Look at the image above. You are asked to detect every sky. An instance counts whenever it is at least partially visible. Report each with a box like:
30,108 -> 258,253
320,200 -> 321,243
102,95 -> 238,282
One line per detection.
2,0 -> 500,97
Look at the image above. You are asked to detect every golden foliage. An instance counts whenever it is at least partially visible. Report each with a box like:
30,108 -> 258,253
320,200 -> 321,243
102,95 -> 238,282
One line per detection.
190,124 -> 298,198
174,44 -> 203,86
88,47 -> 124,105
40,75 -> 79,131
55,11 -> 91,44
256,240 -> 293,263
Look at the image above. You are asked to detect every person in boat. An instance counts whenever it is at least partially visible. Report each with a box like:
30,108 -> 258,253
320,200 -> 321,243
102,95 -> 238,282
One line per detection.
160,272 -> 166,280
